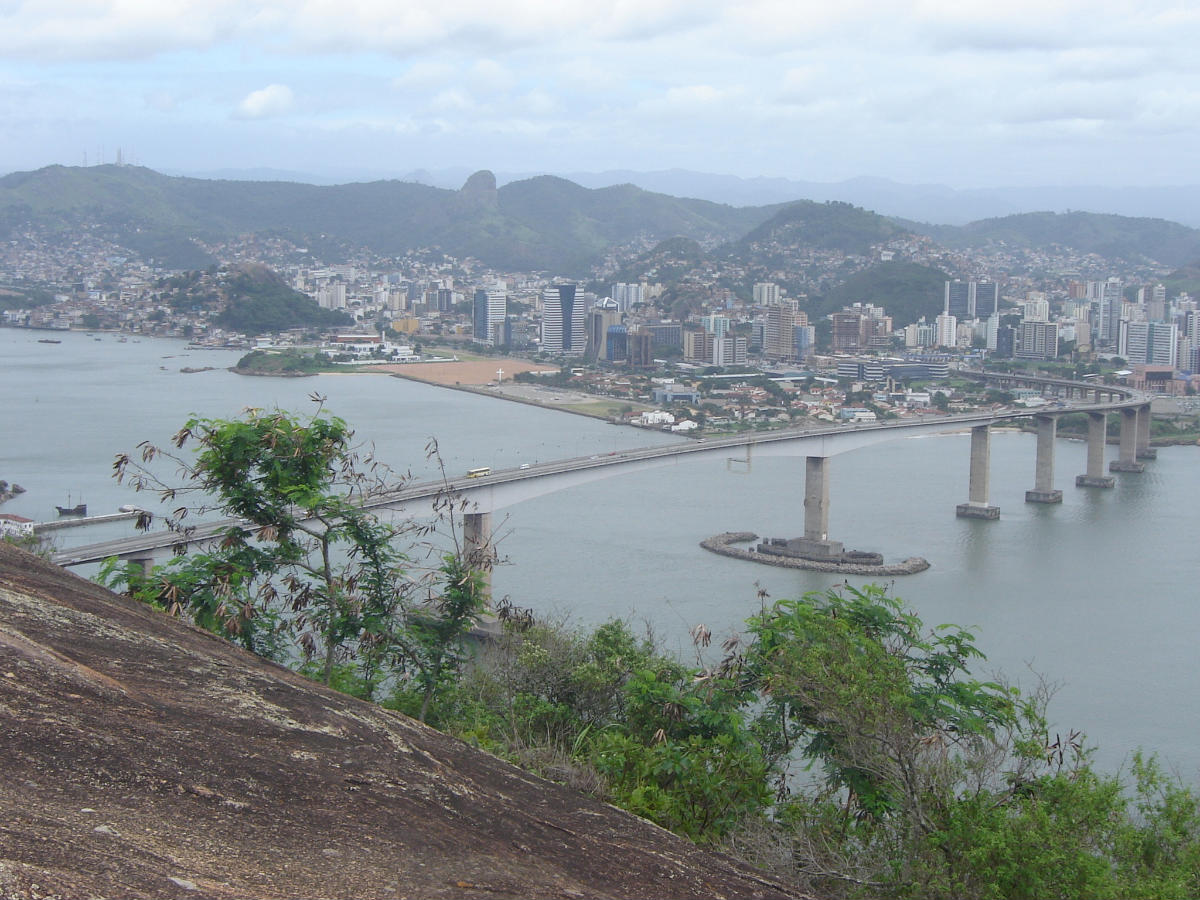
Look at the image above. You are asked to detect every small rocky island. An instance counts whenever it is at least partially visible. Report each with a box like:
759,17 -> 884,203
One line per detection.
701,531 -> 930,575
0,479 -> 27,504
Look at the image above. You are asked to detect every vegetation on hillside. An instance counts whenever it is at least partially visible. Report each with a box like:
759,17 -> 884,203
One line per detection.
730,199 -> 908,258
811,260 -> 949,326
215,265 -> 350,335
96,404 -> 1200,899
233,349 -> 336,375
0,284 -> 57,311
0,165 -> 776,274
104,403 -> 486,709
915,210 -> 1200,269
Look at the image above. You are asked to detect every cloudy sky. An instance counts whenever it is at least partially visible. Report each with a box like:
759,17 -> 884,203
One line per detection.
2,0 -> 1198,187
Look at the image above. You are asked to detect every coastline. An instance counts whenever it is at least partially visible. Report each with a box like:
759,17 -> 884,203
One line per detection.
386,371 -> 633,422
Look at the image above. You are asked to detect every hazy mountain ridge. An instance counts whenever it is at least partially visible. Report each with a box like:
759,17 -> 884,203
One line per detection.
0,165 -> 778,274
389,167 -> 1200,229
908,211 -> 1200,269
2,164 -> 1198,277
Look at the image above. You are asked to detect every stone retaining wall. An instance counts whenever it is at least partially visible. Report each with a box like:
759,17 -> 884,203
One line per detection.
700,532 -> 930,576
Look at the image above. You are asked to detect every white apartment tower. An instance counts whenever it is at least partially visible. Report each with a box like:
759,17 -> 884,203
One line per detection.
541,284 -> 586,355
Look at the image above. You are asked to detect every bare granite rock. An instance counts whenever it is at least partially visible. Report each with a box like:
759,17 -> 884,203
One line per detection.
0,542 -> 803,900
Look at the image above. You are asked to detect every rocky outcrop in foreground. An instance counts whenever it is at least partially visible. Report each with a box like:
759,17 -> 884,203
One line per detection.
0,543 -> 800,900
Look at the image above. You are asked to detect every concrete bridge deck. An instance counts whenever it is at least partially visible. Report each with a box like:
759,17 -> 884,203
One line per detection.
51,371 -> 1151,570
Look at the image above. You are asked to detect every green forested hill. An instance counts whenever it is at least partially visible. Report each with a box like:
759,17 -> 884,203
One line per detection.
911,210 -> 1200,268
811,260 -> 949,327
0,165 -> 777,274
730,200 -> 908,257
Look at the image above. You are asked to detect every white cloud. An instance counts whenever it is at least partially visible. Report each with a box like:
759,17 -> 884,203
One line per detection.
235,84 -> 294,119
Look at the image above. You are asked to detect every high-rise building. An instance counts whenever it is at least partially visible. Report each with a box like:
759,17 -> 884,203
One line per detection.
944,281 -> 971,319
472,288 -> 506,345
629,330 -> 654,368
1023,297 -> 1050,322
935,313 -> 958,348
1096,277 -> 1124,346
794,325 -> 816,361
700,315 -> 731,339
945,280 -> 998,319
1149,283 -> 1168,322
605,324 -> 628,362
541,284 -> 586,355
684,328 -> 746,366
765,300 -> 804,359
610,282 -> 645,312
1119,321 -> 1177,367
1148,322 -> 1178,367
974,281 -> 999,318
1016,321 -> 1059,360
642,323 -> 682,349
1119,321 -> 1149,364
753,282 -> 781,306
586,299 -> 622,361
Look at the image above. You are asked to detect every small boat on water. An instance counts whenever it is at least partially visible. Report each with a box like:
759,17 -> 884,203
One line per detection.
37,338 -> 62,344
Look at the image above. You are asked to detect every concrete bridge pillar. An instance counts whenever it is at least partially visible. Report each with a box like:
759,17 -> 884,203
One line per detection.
792,456 -> 844,560
1136,403 -> 1157,460
1110,407 -> 1145,473
128,556 -> 156,578
462,511 -> 495,603
1025,415 -> 1063,503
957,425 -> 999,518
1076,412 -> 1115,488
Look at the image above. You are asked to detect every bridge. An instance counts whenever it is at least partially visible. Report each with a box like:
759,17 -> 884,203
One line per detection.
52,371 -> 1153,578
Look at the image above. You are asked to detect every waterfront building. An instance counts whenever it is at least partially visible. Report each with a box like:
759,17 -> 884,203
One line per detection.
586,299 -> 622,361
473,288 -> 507,345
605,324 -> 628,362
628,330 -> 654,368
541,284 -> 586,355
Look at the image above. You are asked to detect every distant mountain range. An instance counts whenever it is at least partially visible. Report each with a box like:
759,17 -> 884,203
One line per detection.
176,165 -> 1200,229
3,164 -> 1200,276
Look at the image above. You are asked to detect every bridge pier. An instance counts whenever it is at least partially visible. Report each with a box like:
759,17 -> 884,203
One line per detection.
1110,407 -> 1145,473
789,456 -> 844,559
462,511 -> 495,603
128,555 -> 156,578
1136,403 -> 1157,460
957,425 -> 999,518
1025,415 -> 1063,503
1076,412 -> 1115,488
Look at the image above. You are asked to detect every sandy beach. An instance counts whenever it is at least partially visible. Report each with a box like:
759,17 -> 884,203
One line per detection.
375,357 -> 650,420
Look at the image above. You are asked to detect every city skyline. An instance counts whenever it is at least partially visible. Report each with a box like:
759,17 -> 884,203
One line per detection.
2,1 -> 1199,189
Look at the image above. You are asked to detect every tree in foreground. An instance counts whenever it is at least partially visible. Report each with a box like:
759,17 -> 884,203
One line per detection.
439,584 -> 1200,899
103,397 -> 486,711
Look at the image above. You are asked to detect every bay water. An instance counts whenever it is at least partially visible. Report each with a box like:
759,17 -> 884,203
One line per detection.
2,328 -> 1196,777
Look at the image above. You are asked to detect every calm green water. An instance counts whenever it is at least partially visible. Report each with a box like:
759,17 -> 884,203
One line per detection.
2,328 -> 1197,776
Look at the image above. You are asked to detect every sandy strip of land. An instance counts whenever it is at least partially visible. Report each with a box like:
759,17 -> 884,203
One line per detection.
374,359 -> 557,385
